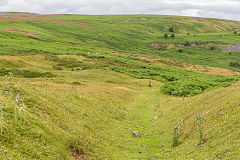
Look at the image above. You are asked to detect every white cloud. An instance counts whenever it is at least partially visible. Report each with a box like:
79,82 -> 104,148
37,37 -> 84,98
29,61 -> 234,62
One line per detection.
0,0 -> 239,21
181,9 -> 200,17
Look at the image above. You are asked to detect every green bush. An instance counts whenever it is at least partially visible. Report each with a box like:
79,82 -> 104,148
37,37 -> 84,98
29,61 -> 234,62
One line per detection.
178,49 -> 183,53
164,33 -> 168,38
185,41 -> 191,46
0,67 -> 55,78
161,81 -> 210,96
72,81 -> 81,85
230,61 -> 240,68
169,27 -> 174,32
210,46 -> 216,50
171,34 -> 175,38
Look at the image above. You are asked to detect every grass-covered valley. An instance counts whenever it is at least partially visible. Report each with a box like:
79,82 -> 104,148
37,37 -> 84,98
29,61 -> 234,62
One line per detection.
0,13 -> 240,159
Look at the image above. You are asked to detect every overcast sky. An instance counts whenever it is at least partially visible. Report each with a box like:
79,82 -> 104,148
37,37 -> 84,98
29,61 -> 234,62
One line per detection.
0,0 -> 239,21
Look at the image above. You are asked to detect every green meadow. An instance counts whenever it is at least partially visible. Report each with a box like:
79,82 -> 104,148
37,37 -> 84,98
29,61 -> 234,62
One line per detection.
0,13 -> 239,159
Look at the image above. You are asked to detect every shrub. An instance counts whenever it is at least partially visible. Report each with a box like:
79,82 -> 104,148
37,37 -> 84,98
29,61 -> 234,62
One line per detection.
169,27 -> 174,32
184,41 -> 191,46
195,113 -> 205,144
161,81 -> 210,96
210,46 -> 216,50
172,126 -> 179,147
0,67 -> 55,78
53,65 -> 62,70
72,81 -> 81,85
178,49 -> 183,53
148,80 -> 152,87
163,33 -> 168,38
230,61 -> 240,68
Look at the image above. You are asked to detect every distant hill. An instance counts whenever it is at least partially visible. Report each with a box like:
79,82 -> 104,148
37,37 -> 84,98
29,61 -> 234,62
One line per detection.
0,12 -> 38,15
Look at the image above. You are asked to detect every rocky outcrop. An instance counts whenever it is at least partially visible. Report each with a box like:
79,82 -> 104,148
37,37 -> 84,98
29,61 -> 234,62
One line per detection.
178,42 -> 215,47
221,46 -> 240,52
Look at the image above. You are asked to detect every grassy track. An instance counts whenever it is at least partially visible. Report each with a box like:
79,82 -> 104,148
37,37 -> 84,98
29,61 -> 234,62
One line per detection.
115,84 -> 171,159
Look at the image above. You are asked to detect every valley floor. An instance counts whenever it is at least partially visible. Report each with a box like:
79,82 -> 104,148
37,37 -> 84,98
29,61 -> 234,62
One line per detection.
0,59 -> 239,159
106,79 -> 240,160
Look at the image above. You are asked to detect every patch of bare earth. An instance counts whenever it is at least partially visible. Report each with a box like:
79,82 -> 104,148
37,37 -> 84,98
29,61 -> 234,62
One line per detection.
0,27 -> 40,37
105,50 -> 240,76
150,43 -> 175,49
187,64 -> 240,75
0,14 -> 89,26
70,148 -> 84,160
67,40 -> 89,46
104,51 -> 162,64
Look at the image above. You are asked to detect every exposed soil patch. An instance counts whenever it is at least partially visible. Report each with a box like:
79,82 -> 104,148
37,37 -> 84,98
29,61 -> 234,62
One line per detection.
150,43 -> 176,50
67,40 -> 89,46
0,14 -> 89,26
221,45 -> 240,52
0,27 -> 40,37
104,50 -> 163,64
178,42 -> 215,47
125,19 -> 131,22
186,64 -> 240,76
70,148 -> 84,160
92,40 -> 107,44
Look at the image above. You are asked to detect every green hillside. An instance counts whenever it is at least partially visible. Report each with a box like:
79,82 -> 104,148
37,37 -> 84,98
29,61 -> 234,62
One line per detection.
0,13 -> 239,159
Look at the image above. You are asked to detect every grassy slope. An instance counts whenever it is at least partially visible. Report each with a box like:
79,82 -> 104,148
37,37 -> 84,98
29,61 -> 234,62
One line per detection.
1,14 -> 240,70
0,14 -> 239,159
1,68 -> 240,159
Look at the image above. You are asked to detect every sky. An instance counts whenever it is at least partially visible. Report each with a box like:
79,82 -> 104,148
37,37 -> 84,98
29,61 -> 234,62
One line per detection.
0,0 -> 239,21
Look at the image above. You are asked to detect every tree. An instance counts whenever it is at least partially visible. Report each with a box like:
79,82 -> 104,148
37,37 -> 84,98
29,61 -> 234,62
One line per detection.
210,46 -> 216,50
171,34 -> 175,38
164,33 -> 168,38
230,61 -> 240,68
169,27 -> 174,32
178,49 -> 183,53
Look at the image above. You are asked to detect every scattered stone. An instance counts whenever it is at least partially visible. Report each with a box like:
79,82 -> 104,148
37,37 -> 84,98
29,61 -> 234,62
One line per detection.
132,131 -> 140,137
135,126 -> 141,128
221,46 -> 240,52
141,17 -> 148,20
178,42 -> 215,47
145,30 -> 152,34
